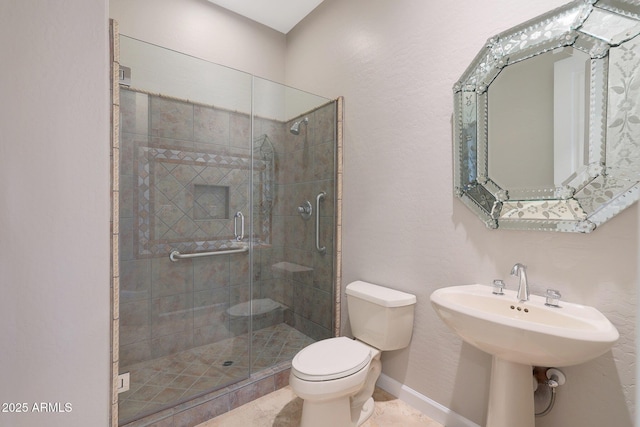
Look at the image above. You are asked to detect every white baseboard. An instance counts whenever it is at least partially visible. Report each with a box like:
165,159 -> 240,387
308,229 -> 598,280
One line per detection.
376,373 -> 481,427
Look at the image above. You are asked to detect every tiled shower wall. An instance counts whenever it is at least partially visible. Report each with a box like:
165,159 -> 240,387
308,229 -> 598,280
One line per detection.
119,88 -> 336,368
256,103 -> 336,342
119,89 -> 251,368
261,102 -> 336,340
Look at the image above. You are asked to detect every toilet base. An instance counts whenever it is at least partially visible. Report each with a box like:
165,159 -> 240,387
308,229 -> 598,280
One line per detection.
356,397 -> 375,426
299,395 -> 375,427
296,356 -> 381,427
300,395 -> 352,427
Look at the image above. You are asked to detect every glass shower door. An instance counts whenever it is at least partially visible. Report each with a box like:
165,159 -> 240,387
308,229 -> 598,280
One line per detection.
117,36 -> 254,423
251,77 -> 336,367
116,35 -> 338,426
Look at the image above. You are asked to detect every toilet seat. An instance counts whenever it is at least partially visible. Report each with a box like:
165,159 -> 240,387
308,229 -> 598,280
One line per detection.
292,337 -> 372,382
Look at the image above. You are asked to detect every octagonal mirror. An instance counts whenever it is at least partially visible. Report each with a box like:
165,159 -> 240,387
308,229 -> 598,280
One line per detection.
453,0 -> 640,232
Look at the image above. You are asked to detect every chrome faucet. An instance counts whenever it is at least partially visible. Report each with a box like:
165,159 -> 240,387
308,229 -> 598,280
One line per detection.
511,263 -> 529,302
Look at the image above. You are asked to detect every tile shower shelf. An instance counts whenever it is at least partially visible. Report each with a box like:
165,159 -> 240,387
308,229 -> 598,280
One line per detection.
271,262 -> 314,273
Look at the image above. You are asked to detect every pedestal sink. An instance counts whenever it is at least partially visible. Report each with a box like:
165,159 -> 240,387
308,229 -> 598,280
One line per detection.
430,284 -> 619,427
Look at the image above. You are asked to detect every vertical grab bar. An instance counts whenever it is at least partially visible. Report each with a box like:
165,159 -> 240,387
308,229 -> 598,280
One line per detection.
315,192 -> 326,254
234,211 -> 244,241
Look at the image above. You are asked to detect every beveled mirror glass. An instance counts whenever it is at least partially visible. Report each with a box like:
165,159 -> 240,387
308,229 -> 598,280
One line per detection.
453,0 -> 640,232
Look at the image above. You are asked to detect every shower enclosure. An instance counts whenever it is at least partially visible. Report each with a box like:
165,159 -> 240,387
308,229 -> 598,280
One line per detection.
116,36 -> 339,425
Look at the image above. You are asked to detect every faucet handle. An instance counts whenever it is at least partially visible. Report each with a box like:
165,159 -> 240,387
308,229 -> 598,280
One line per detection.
545,289 -> 562,307
492,279 -> 506,295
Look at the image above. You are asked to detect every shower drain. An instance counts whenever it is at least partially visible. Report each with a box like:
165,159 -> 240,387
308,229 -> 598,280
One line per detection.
222,360 -> 234,367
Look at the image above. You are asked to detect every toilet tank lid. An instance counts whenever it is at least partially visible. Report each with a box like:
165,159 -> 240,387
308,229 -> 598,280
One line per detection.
346,281 -> 417,307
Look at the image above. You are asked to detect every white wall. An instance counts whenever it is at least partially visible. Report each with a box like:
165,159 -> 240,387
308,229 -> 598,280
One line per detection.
111,0 -> 330,123
287,1 -> 636,426
110,0 -> 287,84
0,1 -> 111,427
107,0 -> 637,426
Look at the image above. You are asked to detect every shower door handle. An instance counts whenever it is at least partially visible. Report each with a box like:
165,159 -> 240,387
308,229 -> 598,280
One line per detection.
315,192 -> 326,254
234,211 -> 244,241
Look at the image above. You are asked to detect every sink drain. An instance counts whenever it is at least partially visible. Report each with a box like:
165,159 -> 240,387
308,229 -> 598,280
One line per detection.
222,360 -> 233,367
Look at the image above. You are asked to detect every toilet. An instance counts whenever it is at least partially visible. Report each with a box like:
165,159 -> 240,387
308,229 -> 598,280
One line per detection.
289,281 -> 417,427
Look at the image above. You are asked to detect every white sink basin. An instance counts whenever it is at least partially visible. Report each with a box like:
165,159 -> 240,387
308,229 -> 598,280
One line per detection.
430,283 -> 619,427
430,284 -> 619,366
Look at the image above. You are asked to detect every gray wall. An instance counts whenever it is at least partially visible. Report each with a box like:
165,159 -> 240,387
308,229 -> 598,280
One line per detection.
0,1 -> 111,426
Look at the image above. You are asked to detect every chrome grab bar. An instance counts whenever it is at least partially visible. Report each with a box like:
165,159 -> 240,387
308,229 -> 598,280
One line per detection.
169,246 -> 248,262
233,211 -> 244,241
315,191 -> 326,254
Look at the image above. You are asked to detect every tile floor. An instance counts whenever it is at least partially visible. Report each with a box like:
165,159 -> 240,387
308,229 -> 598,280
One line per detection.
119,323 -> 315,423
198,386 -> 444,427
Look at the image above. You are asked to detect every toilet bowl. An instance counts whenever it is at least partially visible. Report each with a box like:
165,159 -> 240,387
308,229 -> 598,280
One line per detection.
289,281 -> 416,427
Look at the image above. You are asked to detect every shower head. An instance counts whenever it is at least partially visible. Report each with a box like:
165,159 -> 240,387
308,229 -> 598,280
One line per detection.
290,117 -> 309,135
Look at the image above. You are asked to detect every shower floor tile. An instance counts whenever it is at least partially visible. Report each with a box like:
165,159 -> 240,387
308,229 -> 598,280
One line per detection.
119,323 -> 315,424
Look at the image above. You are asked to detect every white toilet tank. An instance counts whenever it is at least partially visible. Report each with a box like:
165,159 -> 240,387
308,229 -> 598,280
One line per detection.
346,281 -> 417,351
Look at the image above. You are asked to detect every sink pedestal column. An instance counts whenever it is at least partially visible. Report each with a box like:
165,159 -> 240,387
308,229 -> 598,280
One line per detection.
486,357 -> 535,427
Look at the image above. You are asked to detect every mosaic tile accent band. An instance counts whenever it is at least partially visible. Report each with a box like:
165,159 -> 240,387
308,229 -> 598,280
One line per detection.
135,144 -> 265,257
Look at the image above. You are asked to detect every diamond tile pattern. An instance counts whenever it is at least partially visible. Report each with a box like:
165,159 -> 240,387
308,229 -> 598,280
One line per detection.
119,323 -> 314,424
137,145 -> 252,256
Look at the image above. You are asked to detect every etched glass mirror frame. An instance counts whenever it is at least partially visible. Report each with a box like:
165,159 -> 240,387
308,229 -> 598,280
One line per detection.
453,0 -> 640,232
